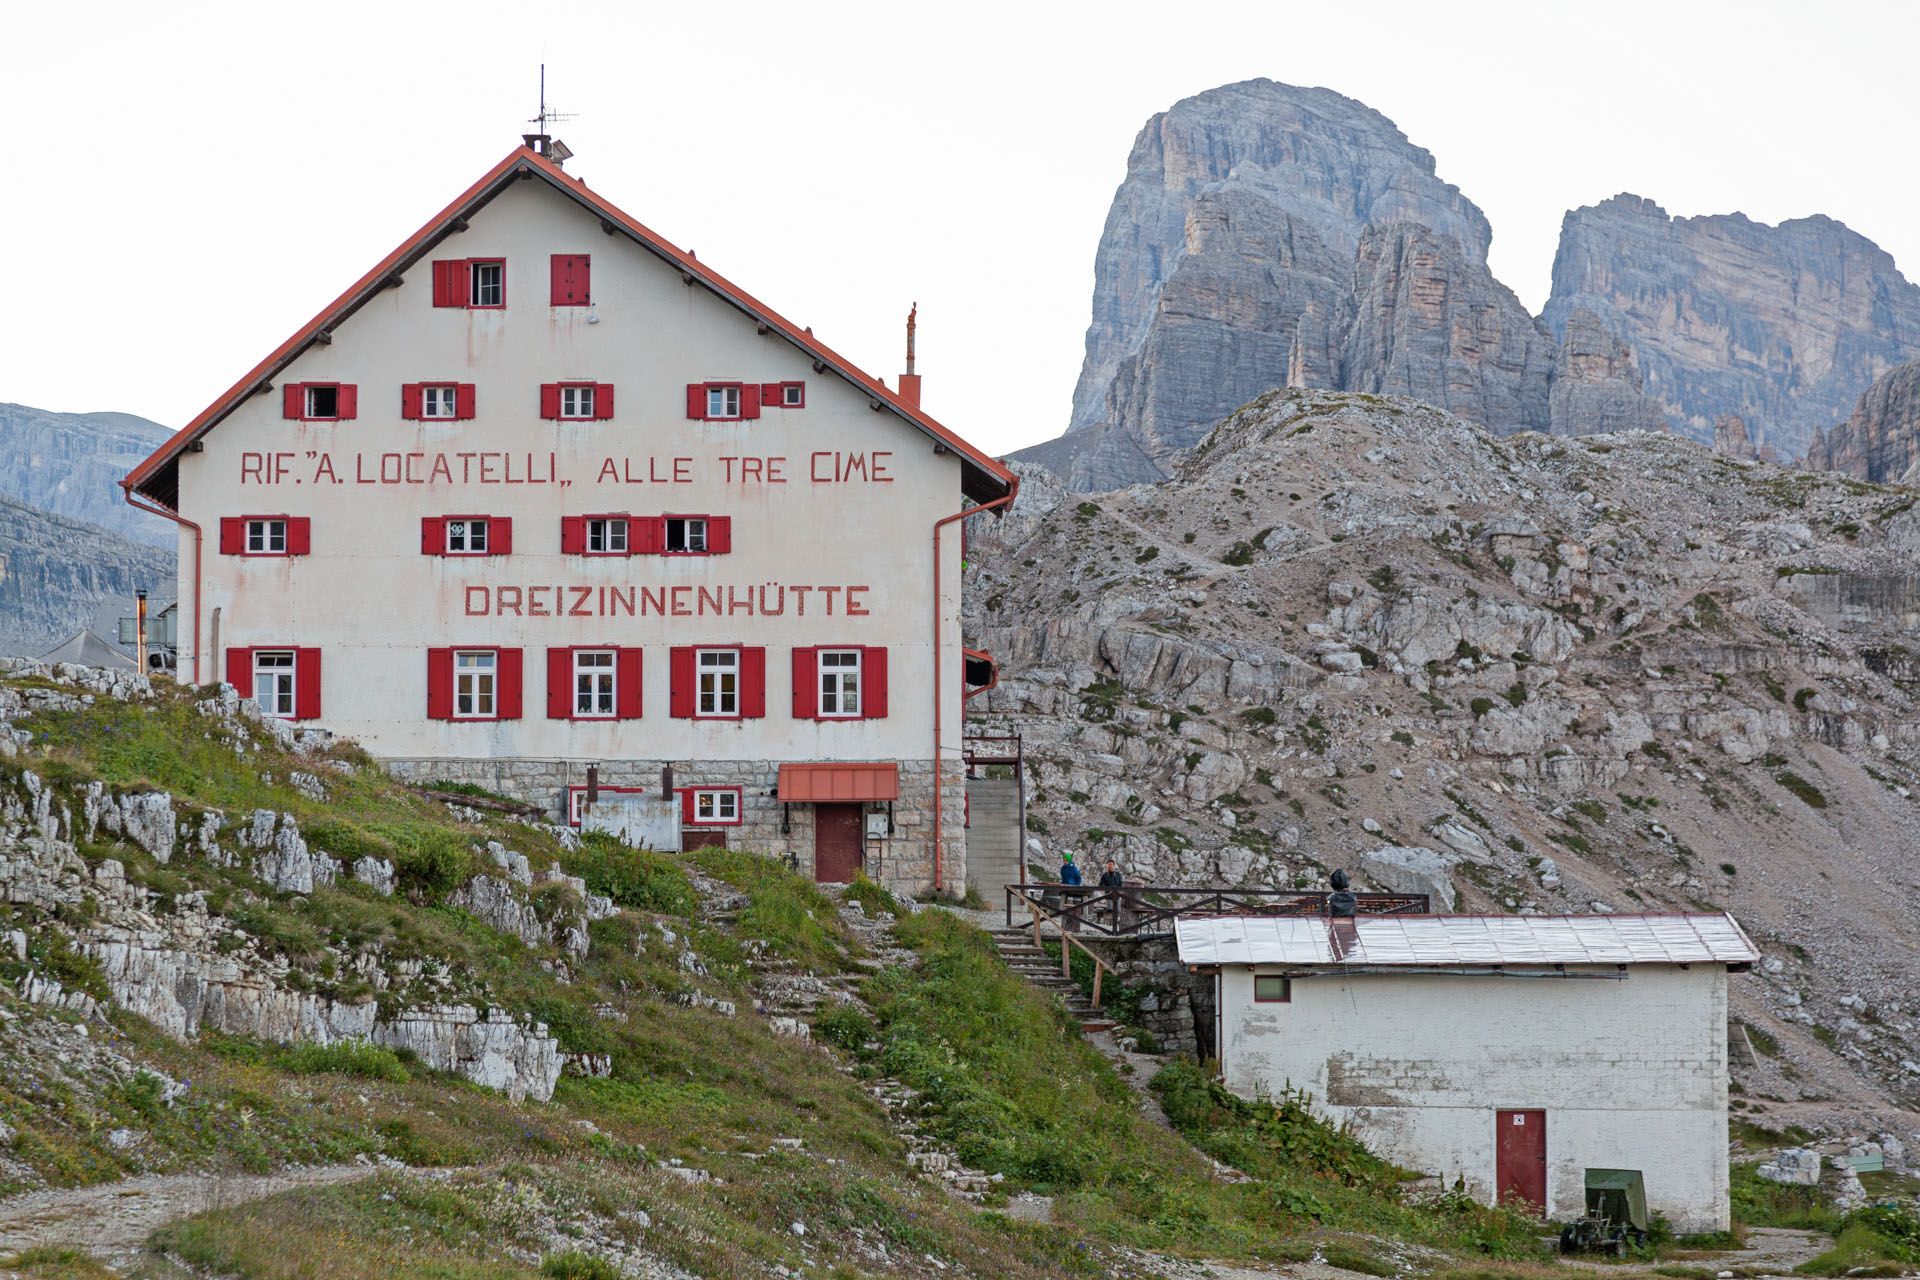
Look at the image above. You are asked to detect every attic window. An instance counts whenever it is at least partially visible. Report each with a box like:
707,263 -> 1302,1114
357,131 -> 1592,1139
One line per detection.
706,385 -> 740,419
781,383 -> 804,407
470,260 -> 504,308
305,385 -> 339,419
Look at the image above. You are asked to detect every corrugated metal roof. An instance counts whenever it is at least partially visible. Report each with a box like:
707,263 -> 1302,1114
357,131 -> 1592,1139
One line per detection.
1174,913 -> 1759,968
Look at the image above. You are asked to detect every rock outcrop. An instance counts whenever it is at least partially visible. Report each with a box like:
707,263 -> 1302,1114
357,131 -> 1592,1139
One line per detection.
1544,196 -> 1920,456
1548,308 -> 1669,438
0,491 -> 176,658
1804,360 -> 1920,485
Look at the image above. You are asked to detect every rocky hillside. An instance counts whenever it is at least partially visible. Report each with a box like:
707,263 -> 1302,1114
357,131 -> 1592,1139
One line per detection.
0,402 -> 173,546
1545,198 -> 1920,458
1806,360 -> 1920,485
970,388 -> 1920,1134
0,491 -> 175,657
1028,81 -> 1916,486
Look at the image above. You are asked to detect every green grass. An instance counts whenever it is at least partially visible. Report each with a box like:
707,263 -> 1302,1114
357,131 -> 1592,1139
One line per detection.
1775,771 -> 1829,809
1728,1160 -> 1838,1231
689,845 -> 862,972
1795,1205 -> 1920,1274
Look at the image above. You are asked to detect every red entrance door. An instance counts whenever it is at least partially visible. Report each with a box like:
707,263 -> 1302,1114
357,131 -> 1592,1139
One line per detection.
1495,1110 -> 1547,1215
814,804 -> 864,883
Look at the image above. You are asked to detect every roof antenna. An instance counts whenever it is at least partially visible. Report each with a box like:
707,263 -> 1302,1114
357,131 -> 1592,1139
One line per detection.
899,302 -> 922,408
524,63 -> 577,165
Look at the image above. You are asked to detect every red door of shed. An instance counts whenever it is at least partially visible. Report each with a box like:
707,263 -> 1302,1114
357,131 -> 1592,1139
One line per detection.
814,804 -> 865,883
1495,1110 -> 1547,1215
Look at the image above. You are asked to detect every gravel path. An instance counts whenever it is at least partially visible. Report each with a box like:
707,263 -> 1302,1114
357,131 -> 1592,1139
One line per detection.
0,1163 -> 381,1260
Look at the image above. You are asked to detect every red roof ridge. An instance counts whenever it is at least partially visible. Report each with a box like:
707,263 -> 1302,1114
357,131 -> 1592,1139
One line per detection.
125,145 -> 1015,508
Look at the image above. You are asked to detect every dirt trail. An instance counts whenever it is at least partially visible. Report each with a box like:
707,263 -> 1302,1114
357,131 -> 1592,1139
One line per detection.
0,1163 -> 380,1259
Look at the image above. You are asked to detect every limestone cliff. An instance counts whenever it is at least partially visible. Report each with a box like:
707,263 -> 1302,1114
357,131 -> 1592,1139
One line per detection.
0,492 -> 175,657
1543,196 -> 1920,457
1804,360 -> 1920,485
1547,308 -> 1669,437
0,402 -> 173,546
1047,79 -> 1495,487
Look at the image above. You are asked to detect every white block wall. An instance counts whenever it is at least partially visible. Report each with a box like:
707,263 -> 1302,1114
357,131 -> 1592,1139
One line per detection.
1218,964 -> 1731,1232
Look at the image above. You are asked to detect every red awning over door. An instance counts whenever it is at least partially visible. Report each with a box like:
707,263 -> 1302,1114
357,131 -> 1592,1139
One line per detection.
777,762 -> 900,803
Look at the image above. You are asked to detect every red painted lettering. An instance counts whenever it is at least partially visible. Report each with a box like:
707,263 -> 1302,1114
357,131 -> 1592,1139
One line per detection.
639,586 -> 665,616
465,587 -> 489,616
669,586 -> 692,617
791,585 -> 812,615
241,453 -> 264,484
568,586 -> 594,617
846,585 -> 870,616
870,451 -> 892,482
819,585 -> 840,615
497,586 -> 523,616
697,586 -> 723,616
528,586 -> 550,617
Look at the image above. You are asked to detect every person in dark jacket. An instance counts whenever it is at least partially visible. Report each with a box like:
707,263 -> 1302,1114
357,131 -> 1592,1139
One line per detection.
1097,858 -> 1130,928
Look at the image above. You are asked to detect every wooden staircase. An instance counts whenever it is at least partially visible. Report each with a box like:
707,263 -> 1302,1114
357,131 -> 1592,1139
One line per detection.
991,927 -> 1118,1036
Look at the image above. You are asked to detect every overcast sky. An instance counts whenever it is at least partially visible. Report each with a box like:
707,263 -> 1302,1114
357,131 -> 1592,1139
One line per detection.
5,0 -> 1916,457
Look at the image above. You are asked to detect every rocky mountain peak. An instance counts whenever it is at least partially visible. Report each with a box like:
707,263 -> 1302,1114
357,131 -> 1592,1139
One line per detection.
1804,359 -> 1920,485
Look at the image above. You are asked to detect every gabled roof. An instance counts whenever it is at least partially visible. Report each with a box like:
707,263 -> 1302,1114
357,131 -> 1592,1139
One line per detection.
124,146 -> 1016,510
1175,912 -> 1759,969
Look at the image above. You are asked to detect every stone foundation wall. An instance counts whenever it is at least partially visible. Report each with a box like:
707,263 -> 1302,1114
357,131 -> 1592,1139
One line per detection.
1079,934 -> 1210,1059
380,755 -> 968,895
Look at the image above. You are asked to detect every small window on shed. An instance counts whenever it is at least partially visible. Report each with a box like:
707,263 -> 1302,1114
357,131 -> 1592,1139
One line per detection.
1253,976 -> 1291,1003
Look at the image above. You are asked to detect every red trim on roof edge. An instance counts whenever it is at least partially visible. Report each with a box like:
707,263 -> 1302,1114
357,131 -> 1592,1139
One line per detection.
123,146 -> 1016,508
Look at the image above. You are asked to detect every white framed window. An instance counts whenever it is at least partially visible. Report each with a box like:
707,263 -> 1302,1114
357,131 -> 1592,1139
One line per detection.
303,385 -> 340,419
560,385 -> 596,419
819,649 -> 861,718
454,650 -> 497,719
246,518 -> 288,554
470,260 -> 504,308
422,384 -> 459,419
253,650 -> 295,718
692,787 -> 741,825
781,383 -> 804,407
446,518 -> 489,555
574,649 -> 616,718
705,385 -> 740,419
664,517 -> 707,553
586,517 -> 628,554
696,648 -> 739,717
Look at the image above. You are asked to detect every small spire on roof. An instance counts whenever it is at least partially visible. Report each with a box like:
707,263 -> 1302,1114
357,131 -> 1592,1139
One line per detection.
899,302 -> 923,409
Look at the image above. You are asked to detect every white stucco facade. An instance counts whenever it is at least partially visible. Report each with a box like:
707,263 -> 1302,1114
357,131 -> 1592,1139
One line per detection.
130,147 -> 1014,891
1214,963 -> 1733,1232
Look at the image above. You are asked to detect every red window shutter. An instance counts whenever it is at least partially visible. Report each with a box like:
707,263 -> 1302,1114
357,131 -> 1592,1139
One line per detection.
546,647 -> 573,720
760,383 -> 782,405
560,516 -> 586,555
594,384 -> 615,419
283,384 -> 304,419
616,648 -> 643,719
740,383 -> 762,419
455,383 -> 476,419
679,788 -> 697,826
426,648 -> 454,719
740,646 -> 767,718
432,259 -> 469,307
490,516 -> 513,556
401,383 -> 423,421
294,648 -> 322,720
669,646 -> 695,718
540,384 -> 561,419
420,516 -> 446,556
285,517 -> 312,556
497,648 -> 523,720
706,516 -> 731,555
336,385 -> 358,420
219,517 -> 245,555
225,647 -> 252,690
791,647 -> 818,720
686,384 -> 706,420
550,253 -> 591,306
632,516 -> 663,555
862,647 -> 889,719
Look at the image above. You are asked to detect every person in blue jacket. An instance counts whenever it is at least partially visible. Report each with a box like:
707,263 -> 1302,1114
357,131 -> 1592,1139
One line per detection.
1059,852 -> 1083,886
1058,852 -> 1085,931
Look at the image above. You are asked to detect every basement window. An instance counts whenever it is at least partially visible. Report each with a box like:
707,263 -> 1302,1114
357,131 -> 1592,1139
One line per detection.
692,787 -> 741,824
586,517 -> 628,555
253,650 -> 295,719
664,517 -> 707,553
246,518 -> 287,554
1253,976 -> 1291,1003
304,385 -> 339,419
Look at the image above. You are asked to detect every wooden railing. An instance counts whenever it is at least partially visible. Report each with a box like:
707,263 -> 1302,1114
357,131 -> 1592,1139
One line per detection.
1018,892 -> 1112,1011
1004,883 -> 1429,939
